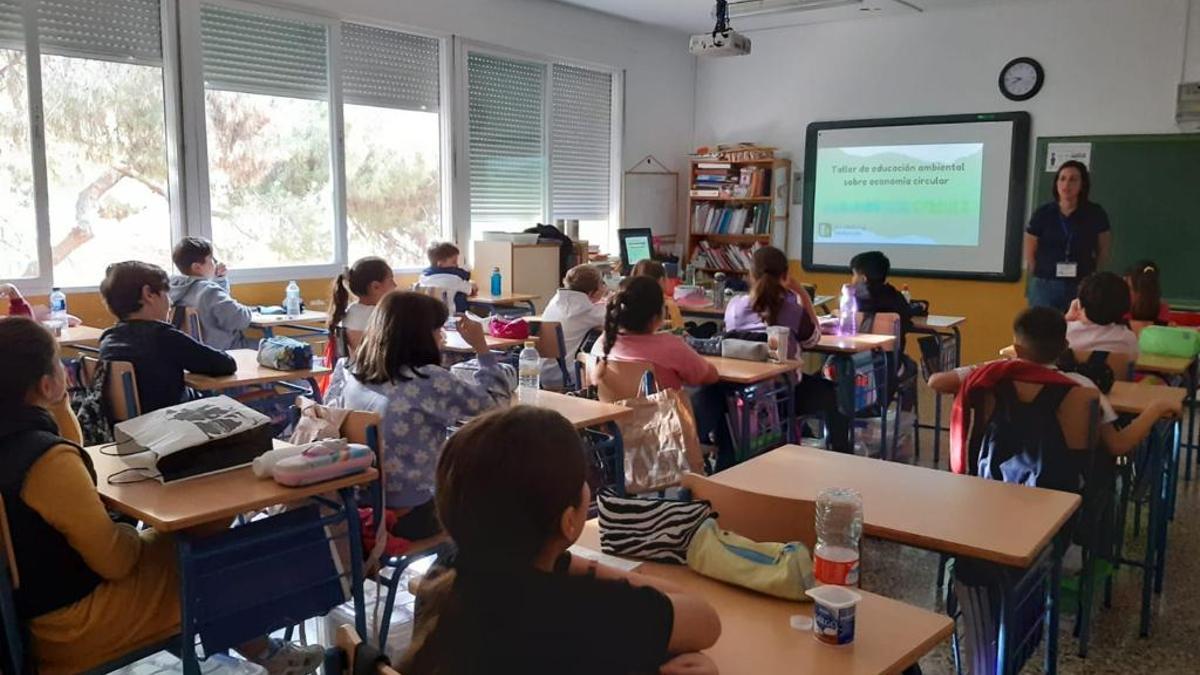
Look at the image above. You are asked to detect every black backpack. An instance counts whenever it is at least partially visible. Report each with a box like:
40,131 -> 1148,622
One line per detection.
975,380 -> 1083,493
1056,349 -> 1115,393
524,224 -> 575,279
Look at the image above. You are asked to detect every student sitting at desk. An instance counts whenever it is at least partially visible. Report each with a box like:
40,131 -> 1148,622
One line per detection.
0,318 -> 323,675
631,259 -> 684,331
930,306 -> 1175,462
419,242 -> 476,314
1125,259 -> 1170,325
1063,271 -> 1139,357
402,406 -> 721,675
168,236 -> 255,350
723,246 -> 851,454
99,262 -> 236,414
327,256 -> 396,354
541,264 -> 608,387
590,276 -> 718,390
329,291 -> 511,541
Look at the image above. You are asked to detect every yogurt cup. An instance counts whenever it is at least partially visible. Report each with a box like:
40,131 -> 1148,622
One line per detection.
805,584 -> 862,646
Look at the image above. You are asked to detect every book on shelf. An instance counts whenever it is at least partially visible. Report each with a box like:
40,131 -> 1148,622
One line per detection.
690,202 -> 772,235
690,189 -> 721,198
696,162 -> 732,169
690,240 -> 763,273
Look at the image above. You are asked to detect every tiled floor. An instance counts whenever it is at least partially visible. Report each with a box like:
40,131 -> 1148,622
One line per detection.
863,417 -> 1200,675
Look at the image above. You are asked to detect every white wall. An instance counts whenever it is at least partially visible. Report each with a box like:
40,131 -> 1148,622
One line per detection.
693,0 -> 1198,256
272,0 -> 697,247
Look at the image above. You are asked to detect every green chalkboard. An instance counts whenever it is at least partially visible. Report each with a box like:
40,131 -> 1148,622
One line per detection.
1033,134 -> 1200,309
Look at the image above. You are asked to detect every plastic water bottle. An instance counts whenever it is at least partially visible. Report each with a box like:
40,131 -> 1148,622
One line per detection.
838,284 -> 858,336
518,340 -> 540,401
490,267 -> 502,297
712,272 -> 727,309
814,487 -> 863,587
284,280 -> 302,317
49,287 -> 67,322
901,284 -> 912,303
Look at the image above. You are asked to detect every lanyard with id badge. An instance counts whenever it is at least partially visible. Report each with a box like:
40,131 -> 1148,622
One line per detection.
1056,214 -> 1077,278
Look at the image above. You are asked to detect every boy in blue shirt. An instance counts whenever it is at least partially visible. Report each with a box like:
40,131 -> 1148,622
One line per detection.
419,242 -> 476,314
167,237 -> 255,350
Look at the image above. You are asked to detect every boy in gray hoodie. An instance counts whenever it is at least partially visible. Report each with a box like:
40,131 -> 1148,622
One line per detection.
168,237 -> 255,351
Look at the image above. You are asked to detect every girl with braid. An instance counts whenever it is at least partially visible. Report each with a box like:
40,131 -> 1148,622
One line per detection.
588,276 -> 717,390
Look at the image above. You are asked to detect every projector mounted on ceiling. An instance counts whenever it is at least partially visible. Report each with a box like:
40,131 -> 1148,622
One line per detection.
689,1 -> 751,58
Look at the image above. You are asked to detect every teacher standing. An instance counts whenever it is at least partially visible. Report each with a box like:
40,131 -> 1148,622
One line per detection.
1024,160 -> 1111,313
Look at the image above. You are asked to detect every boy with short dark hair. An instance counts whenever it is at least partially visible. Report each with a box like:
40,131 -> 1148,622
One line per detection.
1064,271 -> 1139,357
99,261 -> 235,414
419,242 -> 476,313
167,236 -> 255,350
931,306 -> 1175,459
849,250 -> 912,335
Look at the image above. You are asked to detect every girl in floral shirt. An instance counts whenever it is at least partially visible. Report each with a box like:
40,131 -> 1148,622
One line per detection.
330,291 -> 511,540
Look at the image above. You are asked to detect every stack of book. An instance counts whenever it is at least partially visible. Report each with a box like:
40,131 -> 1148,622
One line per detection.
690,162 -> 735,197
690,203 -> 771,234
689,240 -> 763,272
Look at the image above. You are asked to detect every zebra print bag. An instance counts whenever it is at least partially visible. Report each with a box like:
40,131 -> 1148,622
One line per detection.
597,488 -> 713,564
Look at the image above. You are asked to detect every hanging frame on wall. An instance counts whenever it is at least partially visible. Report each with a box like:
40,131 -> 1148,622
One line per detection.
622,155 -> 679,244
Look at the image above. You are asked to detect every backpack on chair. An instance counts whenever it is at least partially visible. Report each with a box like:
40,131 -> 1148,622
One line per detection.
70,359 -> 114,446
975,381 -> 1084,493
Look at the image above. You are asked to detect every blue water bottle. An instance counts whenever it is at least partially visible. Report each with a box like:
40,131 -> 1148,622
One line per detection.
490,267 -> 502,297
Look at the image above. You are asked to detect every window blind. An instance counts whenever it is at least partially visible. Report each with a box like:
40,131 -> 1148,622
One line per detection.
200,4 -> 328,100
468,52 -> 545,228
341,23 -> 438,112
550,64 -> 612,222
0,0 -> 22,50
38,0 -> 162,64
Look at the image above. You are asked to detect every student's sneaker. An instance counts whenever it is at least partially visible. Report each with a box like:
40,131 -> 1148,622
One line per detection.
257,638 -> 324,675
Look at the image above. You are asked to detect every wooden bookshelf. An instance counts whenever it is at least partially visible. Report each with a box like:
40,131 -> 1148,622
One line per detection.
686,155 -> 791,275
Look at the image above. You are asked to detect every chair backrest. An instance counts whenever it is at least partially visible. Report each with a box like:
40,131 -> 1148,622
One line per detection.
331,324 -> 351,362
1070,349 -> 1134,382
340,410 -> 383,513
81,357 -> 141,422
858,311 -> 902,352
587,357 -> 655,402
0,498 -> 26,674
171,305 -> 204,343
528,320 -> 565,361
412,284 -> 455,315
682,474 -> 817,549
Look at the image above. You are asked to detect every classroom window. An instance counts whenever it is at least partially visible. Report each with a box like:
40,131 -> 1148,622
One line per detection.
341,23 -> 442,269
550,64 -> 614,251
199,4 -> 335,270
464,49 -> 619,251
466,51 -> 546,238
0,0 -> 38,280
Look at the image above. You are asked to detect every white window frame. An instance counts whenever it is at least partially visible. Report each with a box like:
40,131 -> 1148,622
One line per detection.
453,39 -> 623,264
179,0 -> 345,284
336,14 -> 453,274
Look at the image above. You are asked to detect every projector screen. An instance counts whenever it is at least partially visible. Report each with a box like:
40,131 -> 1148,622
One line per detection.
802,112 -> 1030,280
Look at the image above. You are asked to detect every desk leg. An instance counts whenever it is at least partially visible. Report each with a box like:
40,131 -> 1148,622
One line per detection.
784,372 -> 798,445
1045,550 -> 1062,675
1157,421 -> 1179,593
603,420 -> 627,495
1188,360 -> 1197,481
338,486 -> 368,640
879,352 -> 889,460
177,537 -> 200,675
261,326 -> 275,338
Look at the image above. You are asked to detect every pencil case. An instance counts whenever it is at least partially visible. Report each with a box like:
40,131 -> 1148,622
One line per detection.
257,336 -> 314,370
271,442 -> 373,487
1139,326 -> 1200,359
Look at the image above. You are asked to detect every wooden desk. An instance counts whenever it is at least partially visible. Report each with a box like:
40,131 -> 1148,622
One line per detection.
468,293 -> 539,315
522,390 -> 633,429
713,445 -> 1080,567
185,349 -> 330,391
704,356 -> 800,385
1135,352 -> 1194,376
577,524 -> 953,675
914,315 -> 967,330
812,333 -> 895,354
1108,381 -> 1187,415
57,324 -> 105,347
83,441 -> 378,533
441,331 -> 527,353
249,310 -> 327,327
